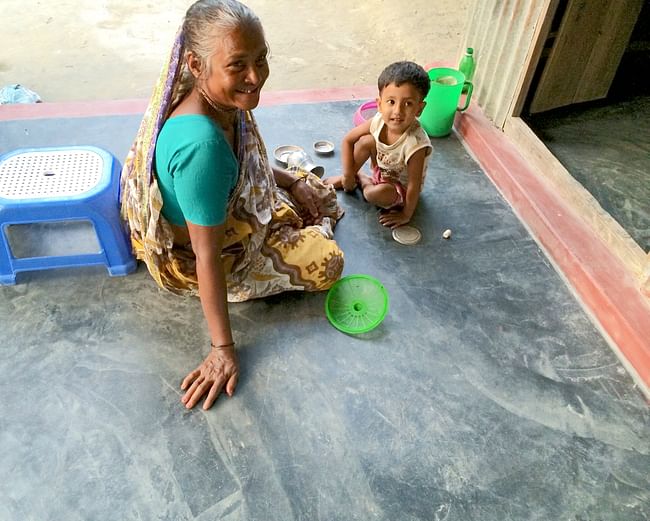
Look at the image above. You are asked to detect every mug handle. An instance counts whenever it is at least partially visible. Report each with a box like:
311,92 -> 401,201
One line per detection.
458,82 -> 473,111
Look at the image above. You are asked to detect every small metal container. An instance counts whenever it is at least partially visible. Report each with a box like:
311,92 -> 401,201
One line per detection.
313,140 -> 335,155
285,149 -> 324,177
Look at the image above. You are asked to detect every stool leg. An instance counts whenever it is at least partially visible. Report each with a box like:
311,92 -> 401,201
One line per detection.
0,225 -> 17,285
91,212 -> 137,277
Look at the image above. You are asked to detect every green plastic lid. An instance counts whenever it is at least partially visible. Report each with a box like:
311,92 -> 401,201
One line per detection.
325,275 -> 389,334
466,47 -> 474,54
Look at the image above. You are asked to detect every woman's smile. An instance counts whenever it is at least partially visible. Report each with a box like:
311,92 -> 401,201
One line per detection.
202,24 -> 270,112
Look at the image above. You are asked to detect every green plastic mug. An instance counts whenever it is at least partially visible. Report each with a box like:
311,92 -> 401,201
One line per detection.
419,67 -> 473,137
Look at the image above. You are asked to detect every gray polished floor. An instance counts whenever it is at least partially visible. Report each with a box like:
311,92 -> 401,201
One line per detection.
1,102 -> 648,521
528,95 -> 650,252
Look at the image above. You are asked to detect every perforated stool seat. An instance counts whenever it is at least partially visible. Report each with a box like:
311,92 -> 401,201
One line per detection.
0,146 -> 136,285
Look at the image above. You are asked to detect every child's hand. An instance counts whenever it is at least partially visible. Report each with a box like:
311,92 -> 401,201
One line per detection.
379,210 -> 411,229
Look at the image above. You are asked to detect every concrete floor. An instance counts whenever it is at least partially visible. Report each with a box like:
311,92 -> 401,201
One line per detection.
1,101 -> 649,520
528,95 -> 650,252
526,41 -> 650,254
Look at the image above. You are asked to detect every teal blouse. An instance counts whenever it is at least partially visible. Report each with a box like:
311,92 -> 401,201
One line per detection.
154,114 -> 239,226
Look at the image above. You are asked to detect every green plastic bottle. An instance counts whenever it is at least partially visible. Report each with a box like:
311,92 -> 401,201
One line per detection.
458,47 -> 475,93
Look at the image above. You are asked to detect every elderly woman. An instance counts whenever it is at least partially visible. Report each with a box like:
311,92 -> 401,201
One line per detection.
120,0 -> 344,410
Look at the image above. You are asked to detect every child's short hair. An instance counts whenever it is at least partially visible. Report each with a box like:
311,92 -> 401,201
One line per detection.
378,61 -> 430,100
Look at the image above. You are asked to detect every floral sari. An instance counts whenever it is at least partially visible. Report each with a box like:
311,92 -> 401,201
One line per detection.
120,30 -> 344,302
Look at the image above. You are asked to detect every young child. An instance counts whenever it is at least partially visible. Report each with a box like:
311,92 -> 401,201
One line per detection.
326,61 -> 432,228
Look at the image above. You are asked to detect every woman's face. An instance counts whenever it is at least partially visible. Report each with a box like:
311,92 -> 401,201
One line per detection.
202,23 -> 269,111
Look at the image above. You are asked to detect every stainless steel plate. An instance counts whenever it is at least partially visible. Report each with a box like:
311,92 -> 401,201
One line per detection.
273,145 -> 304,167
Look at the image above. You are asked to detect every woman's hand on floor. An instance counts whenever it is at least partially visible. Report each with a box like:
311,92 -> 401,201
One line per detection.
180,344 -> 239,410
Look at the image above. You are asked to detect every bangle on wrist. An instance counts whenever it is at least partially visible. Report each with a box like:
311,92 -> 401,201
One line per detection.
210,341 -> 235,349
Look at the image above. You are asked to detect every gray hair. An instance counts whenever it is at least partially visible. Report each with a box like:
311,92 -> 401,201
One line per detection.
171,0 -> 263,106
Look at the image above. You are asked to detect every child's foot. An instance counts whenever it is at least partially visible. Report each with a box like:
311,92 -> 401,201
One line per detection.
324,175 -> 356,192
323,175 -> 344,189
357,171 -> 373,190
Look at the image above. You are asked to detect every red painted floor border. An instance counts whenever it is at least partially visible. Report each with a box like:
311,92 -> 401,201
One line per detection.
0,85 -> 377,121
455,104 -> 650,398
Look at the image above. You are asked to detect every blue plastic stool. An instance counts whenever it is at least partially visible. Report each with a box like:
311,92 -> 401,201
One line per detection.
0,146 -> 136,285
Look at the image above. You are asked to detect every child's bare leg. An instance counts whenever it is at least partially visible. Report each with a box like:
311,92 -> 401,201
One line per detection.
352,135 -> 375,168
357,171 -> 374,190
325,169 -> 371,189
362,183 -> 399,209
357,162 -> 397,208
343,135 -> 376,190
326,135 -> 376,190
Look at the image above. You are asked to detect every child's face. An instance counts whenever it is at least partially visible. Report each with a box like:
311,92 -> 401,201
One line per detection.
376,82 -> 426,134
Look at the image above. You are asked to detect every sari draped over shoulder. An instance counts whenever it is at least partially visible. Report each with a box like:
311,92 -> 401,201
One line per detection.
120,30 -> 344,302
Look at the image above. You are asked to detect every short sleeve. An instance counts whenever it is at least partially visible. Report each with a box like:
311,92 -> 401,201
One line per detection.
369,111 -> 383,138
170,139 -> 238,226
404,125 -> 433,164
